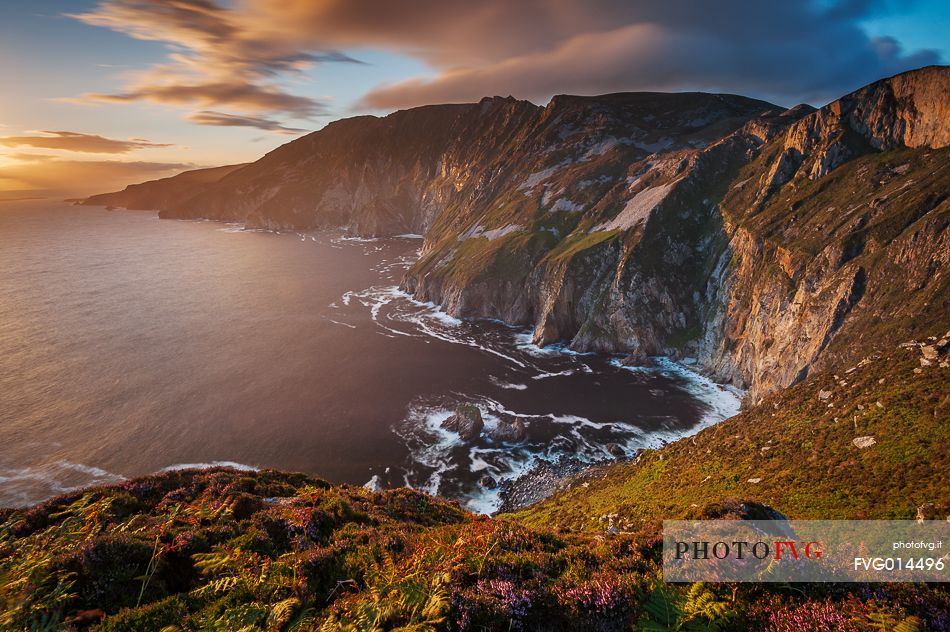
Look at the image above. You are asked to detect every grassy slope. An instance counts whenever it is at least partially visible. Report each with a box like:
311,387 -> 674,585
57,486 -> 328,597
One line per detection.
512,345 -> 948,531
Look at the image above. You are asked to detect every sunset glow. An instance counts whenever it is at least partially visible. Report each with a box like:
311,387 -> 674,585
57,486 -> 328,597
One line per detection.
2,2 -> 949,628
0,0 -> 947,197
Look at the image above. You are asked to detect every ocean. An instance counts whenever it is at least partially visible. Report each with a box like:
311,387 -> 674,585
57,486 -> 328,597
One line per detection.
0,201 -> 740,512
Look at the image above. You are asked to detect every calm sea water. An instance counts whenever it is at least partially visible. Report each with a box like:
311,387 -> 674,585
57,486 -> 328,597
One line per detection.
0,201 -> 740,512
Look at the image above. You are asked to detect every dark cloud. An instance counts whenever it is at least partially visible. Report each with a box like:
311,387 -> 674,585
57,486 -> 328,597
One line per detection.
73,0 -> 944,119
185,111 -> 308,134
72,0 -> 337,78
0,130 -> 171,154
244,0 -> 942,107
81,82 -> 324,118
339,0 -> 943,108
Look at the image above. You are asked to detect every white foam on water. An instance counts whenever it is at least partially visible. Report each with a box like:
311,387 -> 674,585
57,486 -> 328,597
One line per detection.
217,223 -> 248,233
0,460 -> 121,484
531,369 -> 575,380
347,286 -> 420,338
514,332 -> 593,358
421,308 -> 463,327
547,413 -> 618,430
363,474 -> 383,491
463,446 -> 539,516
403,408 -> 460,496
612,356 -> 743,438
468,449 -> 497,473
334,232 -> 745,515
396,393 -> 640,515
395,351 -> 744,515
349,285 -> 529,368
0,460 -> 125,507
326,318 -> 357,329
476,396 -> 547,422
335,235 -> 379,243
489,376 -> 528,390
160,461 -> 258,472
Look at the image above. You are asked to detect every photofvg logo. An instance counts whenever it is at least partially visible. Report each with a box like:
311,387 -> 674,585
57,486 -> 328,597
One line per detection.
663,520 -> 948,582
674,539 -> 823,562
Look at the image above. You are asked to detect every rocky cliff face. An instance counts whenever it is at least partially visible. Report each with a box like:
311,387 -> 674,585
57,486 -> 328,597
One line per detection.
700,67 -> 950,400
83,164 -> 245,211
84,66 -> 950,402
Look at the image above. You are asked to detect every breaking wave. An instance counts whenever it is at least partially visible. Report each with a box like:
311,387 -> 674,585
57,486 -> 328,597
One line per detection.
0,461 -> 125,508
333,240 -> 743,514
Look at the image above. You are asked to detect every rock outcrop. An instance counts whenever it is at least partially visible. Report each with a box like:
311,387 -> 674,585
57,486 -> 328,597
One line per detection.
441,405 -> 484,441
489,418 -> 527,444
83,66 -> 950,402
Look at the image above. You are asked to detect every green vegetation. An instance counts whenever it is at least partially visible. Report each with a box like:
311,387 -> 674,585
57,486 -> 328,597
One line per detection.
545,230 -> 620,263
723,147 -> 950,259
2,345 -> 947,630
1,470 -> 657,631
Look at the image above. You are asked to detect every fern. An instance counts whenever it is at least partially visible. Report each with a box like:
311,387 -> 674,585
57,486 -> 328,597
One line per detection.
893,616 -> 922,632
639,582 -> 734,632
194,546 -> 245,575
868,611 -> 921,632
192,575 -> 242,597
680,583 -> 732,628
267,597 -> 301,630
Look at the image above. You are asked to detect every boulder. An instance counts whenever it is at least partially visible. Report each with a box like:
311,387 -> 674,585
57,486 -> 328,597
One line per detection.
738,502 -> 789,522
479,474 -> 498,489
916,503 -> 937,523
852,436 -> 876,449
490,418 -> 527,443
67,609 -> 105,627
606,443 -> 626,458
441,405 -> 483,441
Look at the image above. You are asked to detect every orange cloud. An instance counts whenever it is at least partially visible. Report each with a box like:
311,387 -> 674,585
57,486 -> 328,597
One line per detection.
185,111 -> 307,134
69,0 -> 353,127
0,130 -> 171,154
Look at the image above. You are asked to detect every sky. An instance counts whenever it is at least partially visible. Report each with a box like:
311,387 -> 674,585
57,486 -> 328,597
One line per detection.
0,0 -> 946,197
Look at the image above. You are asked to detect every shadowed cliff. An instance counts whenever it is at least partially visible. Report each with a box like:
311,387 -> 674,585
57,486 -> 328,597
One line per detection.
83,66 -> 950,402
